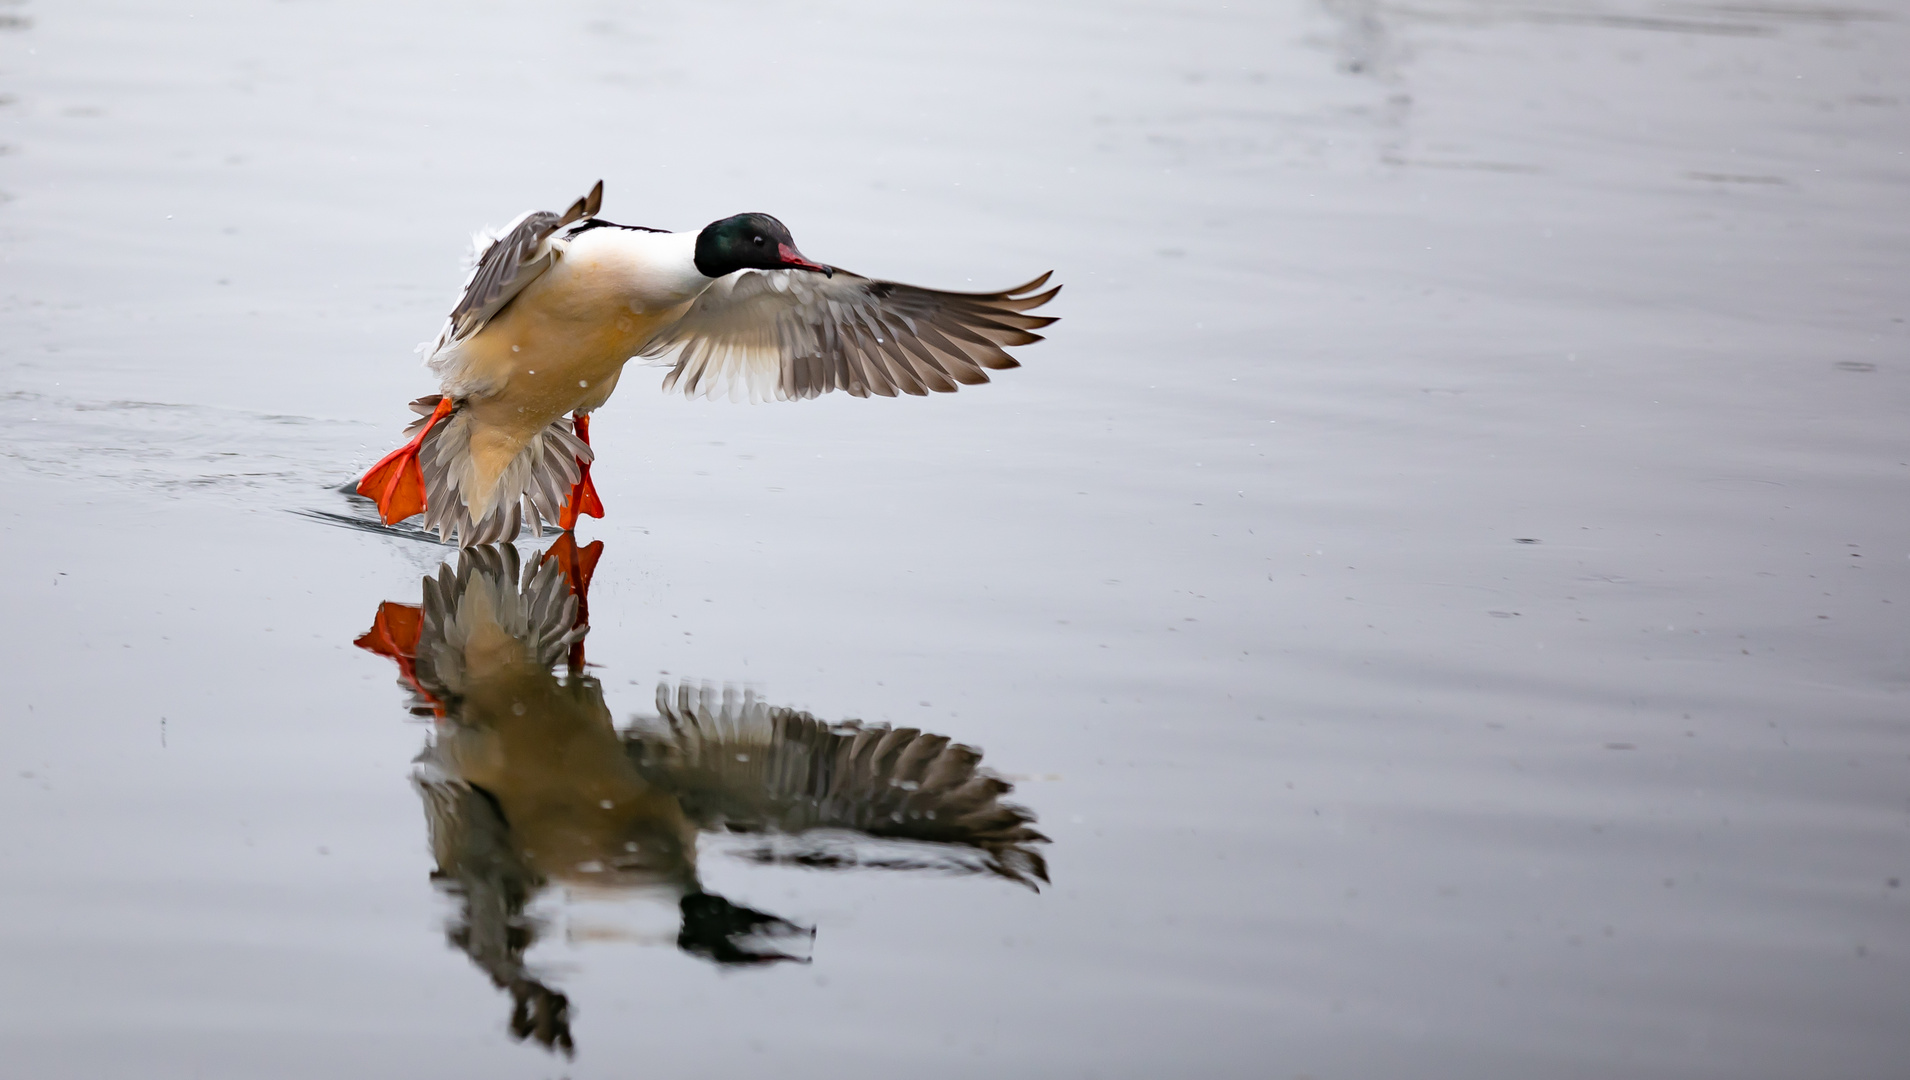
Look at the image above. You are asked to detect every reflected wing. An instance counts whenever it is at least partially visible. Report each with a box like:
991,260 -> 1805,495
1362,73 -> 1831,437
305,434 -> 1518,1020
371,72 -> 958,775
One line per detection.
640,269 -> 1060,402
625,683 -> 1049,886
427,181 -> 604,355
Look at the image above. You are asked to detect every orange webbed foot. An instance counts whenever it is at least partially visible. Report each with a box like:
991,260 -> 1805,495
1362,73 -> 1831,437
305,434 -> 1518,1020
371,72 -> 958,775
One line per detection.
357,397 -> 456,526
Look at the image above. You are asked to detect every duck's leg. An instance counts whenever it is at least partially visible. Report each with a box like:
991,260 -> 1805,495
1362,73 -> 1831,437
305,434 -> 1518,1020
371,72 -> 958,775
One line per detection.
358,396 -> 456,526
557,411 -> 605,531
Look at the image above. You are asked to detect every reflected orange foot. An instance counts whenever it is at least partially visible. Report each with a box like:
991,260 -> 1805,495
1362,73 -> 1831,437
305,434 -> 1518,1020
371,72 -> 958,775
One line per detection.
353,601 -> 422,661
353,600 -> 441,713
358,397 -> 456,525
557,413 -> 605,531
541,533 -> 603,673
540,533 -> 604,605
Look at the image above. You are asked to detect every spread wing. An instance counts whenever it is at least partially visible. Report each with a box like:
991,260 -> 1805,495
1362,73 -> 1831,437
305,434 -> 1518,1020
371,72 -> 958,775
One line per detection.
640,269 -> 1060,403
425,181 -> 604,356
624,683 -> 1049,887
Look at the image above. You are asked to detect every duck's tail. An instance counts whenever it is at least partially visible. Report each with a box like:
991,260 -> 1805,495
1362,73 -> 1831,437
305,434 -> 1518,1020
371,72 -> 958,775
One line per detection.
358,396 -> 603,546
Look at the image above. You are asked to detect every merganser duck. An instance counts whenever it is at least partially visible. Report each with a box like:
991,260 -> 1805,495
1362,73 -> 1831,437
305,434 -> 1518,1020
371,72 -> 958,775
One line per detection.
353,540 -> 1050,1053
357,181 -> 1061,545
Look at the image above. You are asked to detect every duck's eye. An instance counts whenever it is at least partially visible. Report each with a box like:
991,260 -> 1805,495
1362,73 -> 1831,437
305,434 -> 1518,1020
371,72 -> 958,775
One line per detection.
752,235 -> 764,246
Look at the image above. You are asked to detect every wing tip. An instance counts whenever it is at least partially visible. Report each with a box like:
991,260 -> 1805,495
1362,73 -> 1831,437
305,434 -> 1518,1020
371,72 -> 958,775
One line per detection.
1019,283 -> 1063,309
559,180 -> 606,227
1008,271 -> 1054,296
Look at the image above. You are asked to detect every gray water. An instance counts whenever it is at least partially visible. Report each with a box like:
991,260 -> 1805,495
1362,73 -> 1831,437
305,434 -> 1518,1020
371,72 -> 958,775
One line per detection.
3,1 -> 1908,1076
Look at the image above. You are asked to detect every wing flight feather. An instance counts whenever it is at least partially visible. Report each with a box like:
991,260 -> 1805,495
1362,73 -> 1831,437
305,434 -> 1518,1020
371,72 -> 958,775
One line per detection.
641,269 -> 1060,403
624,683 -> 1050,887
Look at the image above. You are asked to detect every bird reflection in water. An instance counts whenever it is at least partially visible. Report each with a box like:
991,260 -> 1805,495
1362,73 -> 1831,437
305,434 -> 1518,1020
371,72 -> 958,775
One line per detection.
354,539 -> 1048,1055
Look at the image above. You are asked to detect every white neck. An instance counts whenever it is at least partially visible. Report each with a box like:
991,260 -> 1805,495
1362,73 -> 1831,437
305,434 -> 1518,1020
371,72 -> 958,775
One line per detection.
563,227 -> 711,313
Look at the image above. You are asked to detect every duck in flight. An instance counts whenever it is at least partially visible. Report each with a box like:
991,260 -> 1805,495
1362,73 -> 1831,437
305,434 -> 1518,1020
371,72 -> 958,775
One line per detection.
356,181 -> 1061,546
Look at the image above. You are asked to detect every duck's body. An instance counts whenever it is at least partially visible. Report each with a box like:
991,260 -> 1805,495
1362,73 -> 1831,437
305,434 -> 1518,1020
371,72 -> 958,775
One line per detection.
429,227 -> 704,407
357,182 -> 1061,546
411,226 -> 706,538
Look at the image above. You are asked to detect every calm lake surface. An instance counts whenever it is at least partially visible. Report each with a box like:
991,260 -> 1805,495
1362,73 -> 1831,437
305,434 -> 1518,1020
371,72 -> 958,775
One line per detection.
3,1 -> 1907,1077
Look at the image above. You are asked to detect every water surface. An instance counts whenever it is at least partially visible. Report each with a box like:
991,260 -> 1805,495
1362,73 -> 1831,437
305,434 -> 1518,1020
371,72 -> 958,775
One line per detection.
2,1 -> 1907,1077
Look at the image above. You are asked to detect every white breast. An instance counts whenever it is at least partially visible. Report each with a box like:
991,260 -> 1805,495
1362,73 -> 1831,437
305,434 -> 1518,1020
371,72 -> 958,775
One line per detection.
557,227 -> 709,314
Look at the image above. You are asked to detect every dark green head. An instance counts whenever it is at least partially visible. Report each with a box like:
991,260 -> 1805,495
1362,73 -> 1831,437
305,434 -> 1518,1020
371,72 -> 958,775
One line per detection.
693,213 -> 833,279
